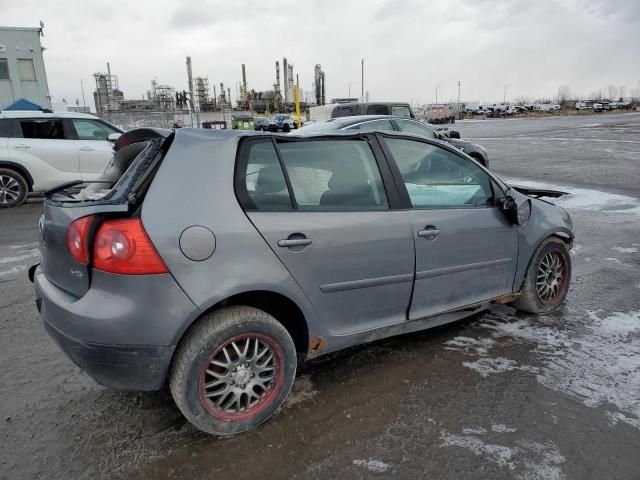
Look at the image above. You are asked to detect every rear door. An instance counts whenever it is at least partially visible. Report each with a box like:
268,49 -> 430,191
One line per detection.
380,135 -> 518,320
69,118 -> 120,179
8,117 -> 79,190
241,137 -> 415,334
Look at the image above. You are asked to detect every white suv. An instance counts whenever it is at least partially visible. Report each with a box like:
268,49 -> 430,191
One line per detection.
0,110 -> 122,207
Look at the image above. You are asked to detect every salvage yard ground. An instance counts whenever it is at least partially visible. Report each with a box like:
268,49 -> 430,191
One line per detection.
1,112 -> 639,480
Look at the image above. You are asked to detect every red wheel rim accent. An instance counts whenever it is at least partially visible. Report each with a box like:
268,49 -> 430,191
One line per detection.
198,333 -> 285,422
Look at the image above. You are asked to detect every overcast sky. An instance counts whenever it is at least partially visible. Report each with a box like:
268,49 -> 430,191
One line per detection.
2,0 -> 639,107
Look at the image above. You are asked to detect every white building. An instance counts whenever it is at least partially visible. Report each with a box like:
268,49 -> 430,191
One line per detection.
0,25 -> 52,110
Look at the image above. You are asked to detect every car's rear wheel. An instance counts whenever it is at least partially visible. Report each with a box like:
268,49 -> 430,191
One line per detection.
512,237 -> 571,314
0,168 -> 28,208
170,306 -> 297,435
282,124 -> 291,133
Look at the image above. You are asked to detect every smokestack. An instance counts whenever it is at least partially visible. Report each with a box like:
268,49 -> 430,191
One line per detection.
283,57 -> 289,104
241,64 -> 248,108
186,56 -> 194,112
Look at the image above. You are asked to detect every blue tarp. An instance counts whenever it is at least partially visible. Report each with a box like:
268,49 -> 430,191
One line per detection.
4,98 -> 43,111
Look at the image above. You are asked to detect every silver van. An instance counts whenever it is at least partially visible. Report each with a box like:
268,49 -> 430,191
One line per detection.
32,128 -> 574,435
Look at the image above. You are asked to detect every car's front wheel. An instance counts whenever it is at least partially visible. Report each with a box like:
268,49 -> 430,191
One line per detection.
0,168 -> 28,208
512,237 -> 571,314
170,306 -> 297,435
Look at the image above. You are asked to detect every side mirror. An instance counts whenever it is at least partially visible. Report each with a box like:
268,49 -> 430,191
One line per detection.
107,133 -> 122,142
448,130 -> 461,139
499,195 -> 531,225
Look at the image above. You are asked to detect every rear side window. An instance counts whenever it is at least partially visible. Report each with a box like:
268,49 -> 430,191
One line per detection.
19,119 -> 67,139
366,104 -> 389,115
333,105 -> 357,118
277,140 -> 388,211
243,140 -> 292,211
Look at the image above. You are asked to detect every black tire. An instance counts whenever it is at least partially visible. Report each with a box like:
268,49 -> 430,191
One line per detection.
0,168 -> 28,208
170,306 -> 297,435
282,124 -> 291,133
511,237 -> 571,314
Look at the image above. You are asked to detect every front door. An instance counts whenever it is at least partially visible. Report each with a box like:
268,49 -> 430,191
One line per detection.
240,138 -> 415,335
381,136 -> 518,320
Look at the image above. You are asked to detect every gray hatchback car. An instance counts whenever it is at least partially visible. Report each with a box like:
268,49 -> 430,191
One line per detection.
32,127 -> 574,435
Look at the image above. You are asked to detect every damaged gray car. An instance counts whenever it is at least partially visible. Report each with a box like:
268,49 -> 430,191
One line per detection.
31,127 -> 574,435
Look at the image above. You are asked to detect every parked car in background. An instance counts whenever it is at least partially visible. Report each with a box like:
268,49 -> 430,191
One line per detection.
295,115 -> 490,167
268,115 -> 296,132
253,117 -> 270,131
309,102 -> 415,122
593,103 -> 604,112
32,127 -> 574,435
0,110 -> 122,208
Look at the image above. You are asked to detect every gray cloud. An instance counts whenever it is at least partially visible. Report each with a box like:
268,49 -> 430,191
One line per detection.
2,0 -> 639,108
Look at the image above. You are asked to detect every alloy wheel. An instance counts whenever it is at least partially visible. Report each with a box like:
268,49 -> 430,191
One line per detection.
199,334 -> 282,420
0,174 -> 22,205
535,251 -> 568,304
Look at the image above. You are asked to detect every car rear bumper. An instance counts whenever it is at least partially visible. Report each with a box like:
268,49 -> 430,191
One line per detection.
42,317 -> 172,390
33,266 -> 197,391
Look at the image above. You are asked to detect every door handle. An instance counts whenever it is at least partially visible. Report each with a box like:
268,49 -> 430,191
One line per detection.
79,147 -> 95,151
14,144 -> 30,149
278,238 -> 312,248
417,225 -> 440,240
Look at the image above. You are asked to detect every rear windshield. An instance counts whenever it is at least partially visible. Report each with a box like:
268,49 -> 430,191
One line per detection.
46,136 -> 169,205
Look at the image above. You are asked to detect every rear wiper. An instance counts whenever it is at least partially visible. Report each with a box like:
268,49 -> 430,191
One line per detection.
44,180 -> 114,200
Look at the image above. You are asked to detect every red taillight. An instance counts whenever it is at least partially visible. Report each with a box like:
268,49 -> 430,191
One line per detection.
93,219 -> 168,275
67,216 -> 94,264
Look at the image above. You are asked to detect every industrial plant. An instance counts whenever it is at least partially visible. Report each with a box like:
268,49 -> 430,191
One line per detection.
91,56 -> 328,122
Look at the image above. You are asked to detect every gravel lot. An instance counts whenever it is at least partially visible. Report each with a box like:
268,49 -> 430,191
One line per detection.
1,112 -> 639,480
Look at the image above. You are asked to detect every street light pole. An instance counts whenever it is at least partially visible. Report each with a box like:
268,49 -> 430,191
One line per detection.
503,84 -> 511,104
348,81 -> 354,99
457,80 -> 461,119
435,82 -> 443,104
361,58 -> 364,102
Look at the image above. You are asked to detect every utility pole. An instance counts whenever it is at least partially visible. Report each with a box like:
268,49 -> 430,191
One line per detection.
435,82 -> 443,104
503,84 -> 510,104
80,79 -> 87,110
361,58 -> 364,102
457,80 -> 461,118
348,81 -> 354,98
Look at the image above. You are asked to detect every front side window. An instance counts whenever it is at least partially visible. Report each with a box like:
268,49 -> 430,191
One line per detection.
396,119 -> 438,139
384,138 -> 493,208
345,119 -> 394,133
0,58 -> 9,80
391,105 -> 412,117
243,140 -> 292,211
17,59 -> 36,81
19,119 -> 66,139
333,105 -> 355,117
277,140 -> 388,211
72,119 -> 119,140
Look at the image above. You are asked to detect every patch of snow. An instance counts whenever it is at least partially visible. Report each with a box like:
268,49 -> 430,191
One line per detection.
443,336 -> 496,356
462,427 -> 487,435
463,357 -> 538,377
492,424 -> 517,433
439,429 -> 565,478
0,250 -> 40,264
0,265 -> 27,278
462,310 -> 640,430
506,178 -> 640,215
8,242 -> 38,250
352,459 -> 391,473
612,246 -> 638,253
440,431 -> 518,469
